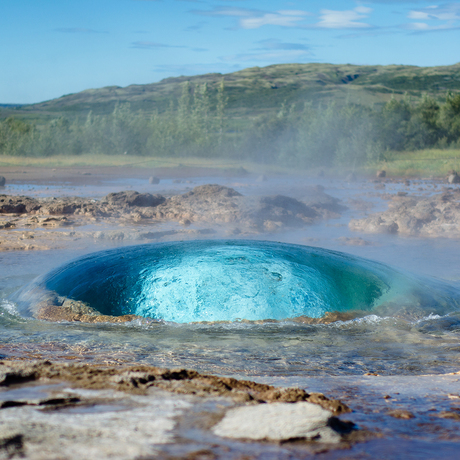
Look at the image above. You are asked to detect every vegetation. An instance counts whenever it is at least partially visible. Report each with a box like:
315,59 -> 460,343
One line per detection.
1,63 -> 460,173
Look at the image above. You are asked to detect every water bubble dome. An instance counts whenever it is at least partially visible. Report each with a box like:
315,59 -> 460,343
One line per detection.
15,240 -> 459,323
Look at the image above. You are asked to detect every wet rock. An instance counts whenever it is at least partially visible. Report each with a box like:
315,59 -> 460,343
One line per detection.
212,402 -> 349,443
0,196 -> 40,214
180,184 -> 242,199
256,195 -> 317,226
387,409 -> 415,419
0,183 -> 348,250
104,191 -> 165,207
41,199 -> 83,215
0,361 -> 353,459
436,411 -> 460,420
0,361 -> 350,412
0,221 -> 15,229
300,187 -> 347,214
350,192 -> 460,238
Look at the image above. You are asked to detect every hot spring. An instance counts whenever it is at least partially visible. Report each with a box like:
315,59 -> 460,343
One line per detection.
14,240 -> 460,324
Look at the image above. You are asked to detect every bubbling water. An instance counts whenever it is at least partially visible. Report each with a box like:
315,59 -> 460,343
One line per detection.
13,240 -> 460,324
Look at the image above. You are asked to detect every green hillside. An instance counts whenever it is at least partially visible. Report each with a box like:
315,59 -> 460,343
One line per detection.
3,62 -> 460,119
1,63 -> 460,171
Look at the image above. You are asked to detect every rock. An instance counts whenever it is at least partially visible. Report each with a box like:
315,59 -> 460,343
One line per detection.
256,174 -> 268,182
103,191 -> 165,207
387,409 -> 415,419
212,402 -> 349,443
256,195 -> 318,226
349,191 -> 460,237
376,170 -> 386,178
0,176 -> 5,186
300,187 -> 347,214
181,184 -> 242,199
0,195 -> 41,214
448,173 -> 460,184
148,176 -> 160,185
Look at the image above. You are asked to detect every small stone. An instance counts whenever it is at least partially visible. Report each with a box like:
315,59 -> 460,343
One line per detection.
387,409 -> 415,419
212,402 -> 344,443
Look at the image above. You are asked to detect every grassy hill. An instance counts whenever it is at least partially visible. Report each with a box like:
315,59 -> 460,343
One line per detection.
2,62 -> 460,172
3,62 -> 460,121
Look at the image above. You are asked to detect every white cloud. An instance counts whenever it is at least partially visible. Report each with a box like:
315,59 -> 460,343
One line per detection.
408,11 -> 431,19
240,10 -> 310,29
405,3 -> 460,32
406,22 -> 431,29
221,39 -> 312,63
191,6 -> 311,29
355,6 -> 373,14
317,7 -> 372,29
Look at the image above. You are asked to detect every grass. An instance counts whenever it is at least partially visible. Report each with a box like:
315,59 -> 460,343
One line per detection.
372,149 -> 460,177
0,154 -> 300,174
2,149 -> 460,178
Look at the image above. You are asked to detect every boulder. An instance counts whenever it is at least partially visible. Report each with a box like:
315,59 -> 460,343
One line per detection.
212,402 -> 347,443
149,176 -> 160,185
0,176 -> 5,186
376,170 -> 386,178
103,191 -> 165,207
0,195 -> 40,214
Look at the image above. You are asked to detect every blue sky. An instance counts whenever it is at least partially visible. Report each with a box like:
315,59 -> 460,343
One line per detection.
1,0 -> 460,103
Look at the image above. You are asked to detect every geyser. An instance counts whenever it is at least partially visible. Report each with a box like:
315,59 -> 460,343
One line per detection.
15,240 -> 459,323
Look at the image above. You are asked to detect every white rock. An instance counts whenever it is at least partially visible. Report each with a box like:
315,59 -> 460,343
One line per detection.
212,402 -> 341,443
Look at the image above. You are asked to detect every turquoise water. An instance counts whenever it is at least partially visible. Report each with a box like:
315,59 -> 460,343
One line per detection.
14,240 -> 460,323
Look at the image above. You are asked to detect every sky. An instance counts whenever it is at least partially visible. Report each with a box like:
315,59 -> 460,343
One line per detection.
1,0 -> 460,104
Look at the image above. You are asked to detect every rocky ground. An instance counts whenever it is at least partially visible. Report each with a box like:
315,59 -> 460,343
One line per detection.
350,183 -> 460,238
0,183 -> 344,251
0,360 -> 357,460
